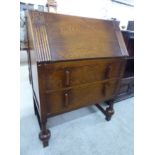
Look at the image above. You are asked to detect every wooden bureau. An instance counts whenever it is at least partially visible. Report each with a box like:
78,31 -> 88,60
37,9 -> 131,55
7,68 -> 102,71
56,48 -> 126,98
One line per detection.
27,10 -> 128,147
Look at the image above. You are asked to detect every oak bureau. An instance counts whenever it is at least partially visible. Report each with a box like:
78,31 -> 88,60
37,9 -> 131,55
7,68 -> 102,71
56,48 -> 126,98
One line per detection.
27,10 -> 128,147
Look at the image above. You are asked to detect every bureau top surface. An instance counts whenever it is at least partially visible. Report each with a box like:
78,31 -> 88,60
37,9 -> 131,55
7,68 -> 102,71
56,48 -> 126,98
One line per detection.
27,10 -> 128,62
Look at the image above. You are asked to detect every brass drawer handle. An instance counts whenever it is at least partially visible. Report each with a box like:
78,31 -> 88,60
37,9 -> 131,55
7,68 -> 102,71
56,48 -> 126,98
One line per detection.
64,92 -> 69,107
65,70 -> 70,86
105,65 -> 112,79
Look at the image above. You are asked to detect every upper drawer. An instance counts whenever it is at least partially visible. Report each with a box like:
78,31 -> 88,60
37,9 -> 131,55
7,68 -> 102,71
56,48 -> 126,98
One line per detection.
45,59 -> 124,90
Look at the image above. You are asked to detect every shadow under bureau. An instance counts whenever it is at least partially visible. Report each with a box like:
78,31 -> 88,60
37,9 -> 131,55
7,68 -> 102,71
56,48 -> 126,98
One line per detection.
27,10 -> 129,147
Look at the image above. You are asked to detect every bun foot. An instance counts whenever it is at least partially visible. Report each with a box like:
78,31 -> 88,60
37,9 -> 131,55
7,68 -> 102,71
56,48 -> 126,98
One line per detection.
105,107 -> 114,121
105,116 -> 111,121
39,129 -> 51,147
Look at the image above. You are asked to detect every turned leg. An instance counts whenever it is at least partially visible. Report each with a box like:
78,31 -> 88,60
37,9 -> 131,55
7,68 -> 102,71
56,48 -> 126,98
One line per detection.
95,100 -> 114,121
39,122 -> 51,147
105,99 -> 114,121
33,98 -> 50,146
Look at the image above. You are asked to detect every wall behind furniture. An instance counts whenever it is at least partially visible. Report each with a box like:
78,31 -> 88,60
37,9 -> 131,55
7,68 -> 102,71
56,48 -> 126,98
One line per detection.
56,0 -> 134,28
21,0 -> 133,28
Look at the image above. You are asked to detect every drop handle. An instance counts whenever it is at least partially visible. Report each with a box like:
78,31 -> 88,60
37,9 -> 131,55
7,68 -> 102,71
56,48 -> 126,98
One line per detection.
64,92 -> 69,107
104,65 -> 112,79
65,70 -> 70,86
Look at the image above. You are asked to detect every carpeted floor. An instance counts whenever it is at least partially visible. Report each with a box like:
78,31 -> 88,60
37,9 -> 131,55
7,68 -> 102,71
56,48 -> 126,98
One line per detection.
20,64 -> 134,155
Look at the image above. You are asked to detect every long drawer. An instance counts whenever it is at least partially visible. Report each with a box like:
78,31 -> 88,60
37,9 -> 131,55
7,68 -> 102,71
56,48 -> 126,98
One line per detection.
45,59 -> 123,90
46,80 -> 118,115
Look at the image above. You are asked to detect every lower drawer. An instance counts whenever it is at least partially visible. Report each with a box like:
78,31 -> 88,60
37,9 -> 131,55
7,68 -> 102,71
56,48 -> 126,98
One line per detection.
46,80 -> 118,115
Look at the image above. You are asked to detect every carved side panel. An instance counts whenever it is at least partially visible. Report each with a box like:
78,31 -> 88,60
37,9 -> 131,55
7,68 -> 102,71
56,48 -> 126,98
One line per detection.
31,11 -> 51,62
27,12 -> 41,110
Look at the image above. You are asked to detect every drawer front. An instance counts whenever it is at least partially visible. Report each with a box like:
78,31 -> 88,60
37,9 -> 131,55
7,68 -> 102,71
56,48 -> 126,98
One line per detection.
46,80 -> 118,115
45,60 -> 123,90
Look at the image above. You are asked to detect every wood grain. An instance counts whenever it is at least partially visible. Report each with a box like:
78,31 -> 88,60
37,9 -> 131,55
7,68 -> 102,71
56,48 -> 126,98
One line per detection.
27,10 -> 129,147
27,10 -> 128,62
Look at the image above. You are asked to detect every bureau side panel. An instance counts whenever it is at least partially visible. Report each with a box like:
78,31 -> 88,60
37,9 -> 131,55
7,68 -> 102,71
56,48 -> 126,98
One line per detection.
27,13 -> 40,108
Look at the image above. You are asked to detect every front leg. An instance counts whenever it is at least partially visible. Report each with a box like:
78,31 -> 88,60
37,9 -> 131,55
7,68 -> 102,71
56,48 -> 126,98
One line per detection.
105,99 -> 114,121
39,122 -> 51,147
